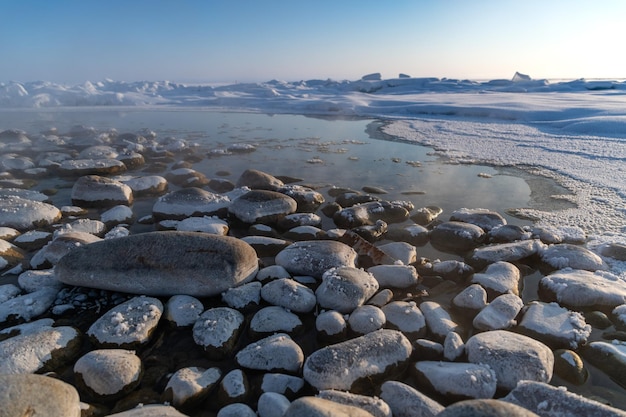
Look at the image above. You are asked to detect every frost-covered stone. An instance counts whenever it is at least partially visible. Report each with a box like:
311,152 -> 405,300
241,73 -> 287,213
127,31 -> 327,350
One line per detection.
368,289 -> 394,307
503,380 -> 626,417
236,333 -> 304,373
56,217 -> 107,236
278,184 -> 325,212
87,296 -> 163,348
261,278 -> 317,313
467,239 -> 542,269
152,187 -> 231,220
582,340 -> 626,388
31,231 -> 101,269
236,168 -> 284,191
0,325 -> 81,374
386,223 -> 430,246
450,208 -> 506,232
276,240 -> 358,278
317,390 -> 391,417
316,310 -> 347,340
229,189 -> 297,223
107,404 -> 189,416
176,215 -> 229,235
489,224 -> 531,243
277,212 -> 322,229
71,175 -> 133,207
333,200 -> 409,229
466,330 -> 554,391
382,301 -> 426,339
74,349 -> 142,400
473,293 -> 523,331
470,261 -> 521,297
430,221 -> 486,253
303,329 -> 411,392
217,369 -> 249,405
367,264 -> 420,289
379,380 -> 444,417
12,229 -> 52,251
540,243 -> 608,271
258,392 -> 291,417
0,196 -> 62,231
217,403 -> 256,417
0,283 -> 20,304
410,206 -> 443,225
193,307 -> 244,359
261,373 -> 305,396
166,167 -> 209,187
348,304 -> 386,335
55,231 -> 259,297
101,205 -> 134,226
250,306 -> 303,337
538,268 -> 626,310
18,268 -> 63,292
316,267 -> 379,313
0,287 -> 59,323
0,374 -> 81,417
420,301 -> 459,340
123,175 -> 168,196
518,301 -> 591,349
443,331 -> 465,361
378,241 -> 417,265
553,349 -> 588,385
284,396 -> 375,417
164,295 -> 204,327
413,361 -> 497,400
438,399 -> 540,417
256,264 -> 292,282
0,238 -> 24,271
221,281 -> 261,310
452,284 -> 488,313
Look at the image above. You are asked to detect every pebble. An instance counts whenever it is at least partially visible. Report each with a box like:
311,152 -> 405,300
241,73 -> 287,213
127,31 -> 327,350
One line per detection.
438,399 -> 540,417
333,200 -> 409,229
217,403 -> 256,417
108,404 -> 190,417
553,349 -> 588,385
420,301 -> 459,341
0,287 -> 59,323
123,175 -> 168,196
381,301 -> 426,339
221,281 -> 261,310
315,266 -> 379,313
74,349 -> 143,400
452,284 -> 488,313
466,239 -> 542,270
582,340 -> 626,388
443,331 -> 465,361
367,264 -> 420,289
260,373 -> 304,396
316,310 -> 347,340
30,231 -> 102,269
236,168 -> 284,190
101,204 -> 134,226
0,196 -> 62,231
379,380 -> 444,417
470,261 -> 521,298
450,207 -> 507,231
257,392 -> 291,417
163,366 -> 222,408
261,278 -> 317,313
378,241 -> 417,264
152,187 -> 231,220
228,189 -> 297,223
193,307 -> 244,359
518,301 -> 591,349
412,361 -> 497,400
275,240 -> 358,278
217,368 -> 249,406
348,304 -> 386,335
472,293 -> 524,331
0,374 -> 81,417
430,221 -> 486,253
284,396 -> 375,417
71,175 -> 133,207
236,333 -> 304,373
317,390 -> 391,417
164,295 -> 204,327
250,306 -> 303,336
540,243 -> 608,271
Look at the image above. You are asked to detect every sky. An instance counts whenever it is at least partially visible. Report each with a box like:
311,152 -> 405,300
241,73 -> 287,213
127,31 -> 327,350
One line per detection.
1,0 -> 625,84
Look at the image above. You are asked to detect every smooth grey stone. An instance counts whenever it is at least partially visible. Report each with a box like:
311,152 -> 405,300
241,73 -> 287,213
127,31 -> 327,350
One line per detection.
466,330 -> 554,391
55,231 -> 259,297
74,349 -> 142,400
466,239 -> 542,270
473,293 -> 523,331
275,240 -> 357,278
382,301 -> 426,339
378,241 -> 417,265
379,380 -> 444,417
438,399 -> 540,417
538,268 -> 626,311
0,374 -> 81,417
443,331 -> 465,361
489,224 -> 531,243
316,267 -> 379,313
317,390 -> 392,417
123,175 -> 168,196
162,367 -> 221,408
236,168 -> 284,191
368,264 -> 420,289
413,361 -> 497,400
503,380 -> 626,417
152,187 -> 230,220
452,284 -> 488,313
315,310 -> 347,340
540,243 -> 608,271
553,349 -> 588,385
430,221 -> 486,253
59,158 -> 127,176
0,196 -> 62,231
279,184 -> 325,212
88,296 -> 163,349
217,369 -> 249,405
261,278 -> 317,313
261,373 -> 305,396
217,403 -> 256,417
420,301 -> 459,341
450,208 -> 506,231
31,231 -> 101,269
518,301 -> 591,349
385,224 -> 430,246
582,340 -> 626,388
284,396 -> 375,417
333,200 -> 409,229
250,306 -> 303,336
303,329 -> 411,392
258,392 -> 291,417
71,175 -> 133,207
236,333 -> 304,373
470,261 -> 521,298
193,307 -> 244,359
228,189 -> 297,223
348,305 -> 386,335
0,325 -> 81,374
108,404 -> 189,416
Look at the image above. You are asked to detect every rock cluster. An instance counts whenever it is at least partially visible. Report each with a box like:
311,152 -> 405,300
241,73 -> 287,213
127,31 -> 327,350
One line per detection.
1,127 -> 625,417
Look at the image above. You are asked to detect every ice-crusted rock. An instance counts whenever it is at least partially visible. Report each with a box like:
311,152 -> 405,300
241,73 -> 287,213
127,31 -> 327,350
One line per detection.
56,217 -> 107,236
0,287 -> 59,323
0,196 -> 62,231
582,340 -> 626,388
217,368 -> 249,406
382,301 -> 426,339
59,158 -> 127,176
71,175 -> 133,207
101,205 -> 134,226
315,310 -> 347,340
258,392 -> 291,417
540,243 -> 608,271
466,239 -> 542,269
379,380 -> 444,417
348,304 -> 386,335
470,261 -> 521,298
123,175 -> 168,196
55,231 -> 259,297
228,189 -> 297,223
443,331 -> 465,361
420,301 -> 459,340
367,264 -> 420,289
466,330 -> 554,391
250,306 -> 303,337
107,404 -> 189,416
260,373 -> 304,396
472,293 -> 523,331
438,399 -> 540,417
315,267 -> 379,313
152,187 -> 231,220
317,389 -> 392,417
278,184 -> 325,212
236,333 -> 304,373
176,215 -> 229,235
538,268 -> 626,311
378,241 -> 417,265
261,278 -> 317,313
503,380 -> 626,417
0,374 -> 81,417
333,200 -> 409,229
284,396 -> 375,417
452,284 -> 488,313
164,295 -> 204,327
275,240 -> 358,278
31,231 -> 101,269
193,307 -> 244,359
236,168 -> 284,191
430,221 -> 486,253
221,281 -> 261,310
450,208 -> 507,231
87,296 -> 163,349
518,301 -> 591,348
303,329 -> 411,392
73,349 -> 142,400
412,361 -> 497,400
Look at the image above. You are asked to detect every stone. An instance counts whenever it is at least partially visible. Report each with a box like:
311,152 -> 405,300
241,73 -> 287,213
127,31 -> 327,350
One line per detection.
367,264 -> 420,289
466,239 -> 542,270
275,240 -> 357,278
385,224 -> 430,246
217,369 -> 249,406
261,373 -> 305,397
466,330 -> 554,391
241,235 -> 291,257
518,301 -> 591,349
284,396 -> 376,417
152,187 -> 231,220
378,241 -> 417,264
18,268 -> 62,292
470,261 -> 521,298
55,231 -> 259,297
582,340 -> 626,388
78,145 -> 118,159
413,361 -> 497,400
229,189 -> 297,223
379,380 -> 444,417
101,205 -> 134,226
0,238 -> 24,270
317,390 -> 392,417
410,206 -> 443,225
316,267 -> 379,313
261,278 -> 317,313
0,188 -> 49,202
316,310 -> 347,340
0,195 -> 62,230
221,281 -> 261,310
107,404 -> 189,417
368,289 -> 394,307
278,185 -> 325,212
193,307 -> 244,359
430,221 -> 486,253
443,331 -> 465,361
217,403 -> 256,417
553,349 -> 588,385
258,392 -> 291,417
12,229 -> 52,251
333,200 -> 409,229
31,231 -> 101,269
540,243 -> 608,271
489,224 -> 532,243
58,158 -> 127,176
256,264 -> 292,282
538,268 -> 626,311
236,168 -> 284,190
123,175 -> 168,196
473,293 -> 524,331
87,296 -> 163,349
303,329 -> 412,392
236,333 -> 304,373
348,304 -> 386,335
0,325 -> 81,374
420,301 -> 459,341
71,175 -> 133,207
452,284 -> 488,313
503,380 -> 626,417
166,167 -> 209,187
438,399 -> 540,417
250,306 -> 303,337
175,216 -> 229,235
0,287 -> 59,323
56,217 -> 107,236
164,295 -> 204,327
450,208 -> 507,231
74,349 -> 142,400
382,301 -> 426,339
277,212 -> 322,229
0,374 -> 81,417
598,242 -> 626,261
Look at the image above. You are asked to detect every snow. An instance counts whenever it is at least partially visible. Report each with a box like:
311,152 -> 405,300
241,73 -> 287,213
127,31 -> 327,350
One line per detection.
2,74 -> 626,278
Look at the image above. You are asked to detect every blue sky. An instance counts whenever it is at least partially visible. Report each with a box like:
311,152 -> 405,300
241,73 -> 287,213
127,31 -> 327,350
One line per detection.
1,0 -> 624,83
